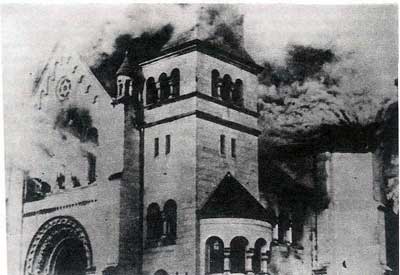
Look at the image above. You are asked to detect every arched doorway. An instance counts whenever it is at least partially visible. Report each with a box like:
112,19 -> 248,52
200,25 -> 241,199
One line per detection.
24,216 -> 93,275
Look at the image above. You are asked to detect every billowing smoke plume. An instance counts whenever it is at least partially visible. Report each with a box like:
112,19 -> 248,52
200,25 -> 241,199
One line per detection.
90,24 -> 174,96
257,43 -> 397,152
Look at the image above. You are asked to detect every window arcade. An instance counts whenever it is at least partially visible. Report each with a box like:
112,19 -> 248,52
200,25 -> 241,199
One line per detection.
211,70 -> 244,107
146,200 -> 178,247
146,69 -> 180,105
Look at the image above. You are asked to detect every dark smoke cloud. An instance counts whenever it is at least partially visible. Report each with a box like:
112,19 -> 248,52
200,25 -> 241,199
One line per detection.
257,44 -> 396,152
90,24 -> 174,97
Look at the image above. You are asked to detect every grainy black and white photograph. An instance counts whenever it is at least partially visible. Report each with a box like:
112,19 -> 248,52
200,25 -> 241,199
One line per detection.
1,2 -> 398,275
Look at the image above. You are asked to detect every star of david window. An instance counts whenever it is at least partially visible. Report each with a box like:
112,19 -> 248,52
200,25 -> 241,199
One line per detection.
56,78 -> 72,101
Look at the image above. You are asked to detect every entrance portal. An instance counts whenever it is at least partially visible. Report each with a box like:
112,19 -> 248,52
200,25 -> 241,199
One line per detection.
24,216 -> 93,275
53,239 -> 87,275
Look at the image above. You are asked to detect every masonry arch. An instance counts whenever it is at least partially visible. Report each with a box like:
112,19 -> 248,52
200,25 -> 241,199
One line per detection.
205,236 -> 224,274
230,236 -> 248,273
154,269 -> 169,275
24,216 -> 93,275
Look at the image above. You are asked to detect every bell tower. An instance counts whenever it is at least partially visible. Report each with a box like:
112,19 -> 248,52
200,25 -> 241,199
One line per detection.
136,9 -> 267,275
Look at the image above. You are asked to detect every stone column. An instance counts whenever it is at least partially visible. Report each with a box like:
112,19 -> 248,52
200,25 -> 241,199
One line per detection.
260,243 -> 269,274
223,248 -> 231,275
273,224 -> 279,242
245,248 -> 254,275
286,225 -> 292,244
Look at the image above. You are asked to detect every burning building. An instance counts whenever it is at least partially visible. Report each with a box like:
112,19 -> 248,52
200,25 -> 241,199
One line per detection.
6,5 -> 398,275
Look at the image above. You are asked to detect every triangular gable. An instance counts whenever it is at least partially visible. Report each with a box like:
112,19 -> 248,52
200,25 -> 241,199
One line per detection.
199,172 -> 274,223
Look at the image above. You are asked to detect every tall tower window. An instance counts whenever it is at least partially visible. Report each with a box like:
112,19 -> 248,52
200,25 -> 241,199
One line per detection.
147,203 -> 163,243
220,135 -> 225,155
170,68 -> 180,97
146,77 -> 158,105
231,138 -> 236,158
154,138 -> 159,157
211,69 -> 220,97
164,200 -> 177,243
230,236 -> 248,273
165,135 -> 171,155
206,237 -> 224,274
221,74 -> 232,101
232,79 -> 243,106
159,73 -> 170,101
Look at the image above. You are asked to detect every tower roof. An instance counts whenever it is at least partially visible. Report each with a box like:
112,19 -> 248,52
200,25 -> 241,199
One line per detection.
116,52 -> 136,77
199,172 -> 275,223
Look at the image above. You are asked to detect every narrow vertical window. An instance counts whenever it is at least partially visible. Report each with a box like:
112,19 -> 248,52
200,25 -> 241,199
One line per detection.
87,152 -> 96,184
166,135 -> 171,155
154,138 -> 159,157
220,135 -> 225,155
231,138 -> 236,158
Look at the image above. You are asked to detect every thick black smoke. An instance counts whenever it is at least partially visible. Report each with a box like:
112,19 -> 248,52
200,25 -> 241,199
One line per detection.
90,24 -> 174,97
258,44 -> 395,153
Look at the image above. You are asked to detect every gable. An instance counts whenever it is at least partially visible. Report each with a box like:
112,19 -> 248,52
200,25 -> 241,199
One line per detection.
199,172 -> 274,223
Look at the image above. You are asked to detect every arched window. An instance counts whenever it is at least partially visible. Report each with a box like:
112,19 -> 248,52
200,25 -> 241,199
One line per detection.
147,203 -> 163,244
159,73 -> 170,101
232,79 -> 243,106
253,238 -> 267,274
221,74 -> 232,101
164,200 -> 177,243
154,270 -> 169,275
211,70 -> 220,97
170,69 -> 180,97
206,237 -> 224,274
146,77 -> 158,105
230,236 -> 248,273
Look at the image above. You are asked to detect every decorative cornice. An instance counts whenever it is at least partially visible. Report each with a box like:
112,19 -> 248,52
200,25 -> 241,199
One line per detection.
140,39 -> 264,75
23,199 -> 97,218
144,91 -> 259,118
144,110 -> 260,136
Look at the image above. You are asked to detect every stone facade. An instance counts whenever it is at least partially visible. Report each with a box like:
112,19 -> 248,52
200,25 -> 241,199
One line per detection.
7,17 -> 397,275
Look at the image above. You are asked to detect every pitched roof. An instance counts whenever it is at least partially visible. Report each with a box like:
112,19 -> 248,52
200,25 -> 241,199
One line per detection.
199,172 -> 275,223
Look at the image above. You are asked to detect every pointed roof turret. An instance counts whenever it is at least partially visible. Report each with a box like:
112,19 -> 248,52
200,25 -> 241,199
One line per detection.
116,51 -> 135,77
